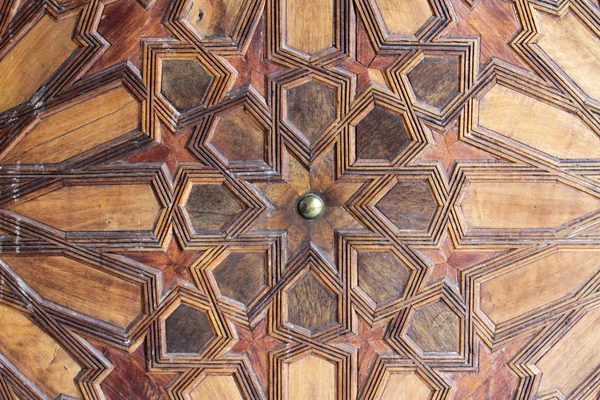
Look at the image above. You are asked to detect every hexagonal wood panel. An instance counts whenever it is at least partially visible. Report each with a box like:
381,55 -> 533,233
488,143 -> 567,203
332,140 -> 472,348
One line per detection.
0,0 -> 600,398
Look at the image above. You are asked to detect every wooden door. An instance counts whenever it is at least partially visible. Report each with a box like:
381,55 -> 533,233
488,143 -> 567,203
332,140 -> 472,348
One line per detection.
1,0 -> 600,397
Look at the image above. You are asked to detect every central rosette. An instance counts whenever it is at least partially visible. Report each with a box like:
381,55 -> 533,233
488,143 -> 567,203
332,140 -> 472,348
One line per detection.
249,152 -> 366,265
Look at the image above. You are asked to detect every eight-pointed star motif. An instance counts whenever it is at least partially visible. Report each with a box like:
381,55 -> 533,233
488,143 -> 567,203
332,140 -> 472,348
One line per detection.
249,150 -> 366,265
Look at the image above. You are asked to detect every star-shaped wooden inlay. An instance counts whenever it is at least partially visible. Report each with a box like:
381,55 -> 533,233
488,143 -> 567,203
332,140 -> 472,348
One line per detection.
249,150 -> 366,265
449,335 -> 534,399
92,339 -> 177,397
330,315 -> 399,390
123,123 -> 201,179
88,0 -> 172,75
445,0 -> 532,72
224,18 -> 284,98
417,232 -> 500,287
123,237 -> 200,294
336,19 -> 397,95
418,120 -> 495,180
226,317 -> 285,394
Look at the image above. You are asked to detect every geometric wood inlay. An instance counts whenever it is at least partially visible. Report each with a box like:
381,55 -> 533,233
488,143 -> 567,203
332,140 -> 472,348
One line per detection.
188,374 -> 244,400
165,304 -> 215,354
0,87 -> 139,164
2,255 -> 144,328
184,184 -> 245,233
284,354 -> 337,400
478,84 -> 600,159
405,301 -> 460,354
7,184 -> 161,231
378,372 -> 433,400
357,251 -> 412,304
0,15 -> 77,112
284,0 -> 333,55
0,304 -> 81,398
212,251 -> 267,306
355,106 -> 412,161
285,80 -> 336,145
184,0 -> 244,38
479,249 -> 600,325
372,0 -> 433,36
161,59 -> 213,111
285,271 -> 338,333
407,56 -> 460,109
2,0 -> 600,396
460,181 -> 600,229
535,10 -> 600,101
536,306 -> 600,397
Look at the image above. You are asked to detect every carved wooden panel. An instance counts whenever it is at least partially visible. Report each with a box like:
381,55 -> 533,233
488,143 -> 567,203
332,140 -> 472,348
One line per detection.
0,0 -> 600,398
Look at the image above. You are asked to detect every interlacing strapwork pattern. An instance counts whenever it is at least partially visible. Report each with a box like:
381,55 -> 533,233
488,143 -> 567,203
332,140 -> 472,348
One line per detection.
0,0 -> 600,397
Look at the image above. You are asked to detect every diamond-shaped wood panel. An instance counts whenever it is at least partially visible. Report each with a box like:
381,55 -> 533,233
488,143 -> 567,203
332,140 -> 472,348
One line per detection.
1,0 -> 600,398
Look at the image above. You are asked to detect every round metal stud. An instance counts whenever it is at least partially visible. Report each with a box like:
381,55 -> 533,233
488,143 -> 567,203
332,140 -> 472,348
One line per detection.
297,194 -> 325,220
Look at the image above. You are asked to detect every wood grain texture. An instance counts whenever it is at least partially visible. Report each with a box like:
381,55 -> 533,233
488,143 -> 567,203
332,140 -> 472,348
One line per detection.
478,84 -> 600,159
210,109 -> 266,163
2,255 -> 144,328
460,181 -> 600,229
378,372 -> 432,400
285,80 -> 336,144
184,0 -> 244,38
95,342 -> 176,399
284,0 -> 333,54
480,250 -> 600,324
161,59 -> 213,111
535,10 -> 600,101
355,106 -> 411,161
536,306 -> 600,396
185,184 -> 245,232
212,251 -> 267,306
0,87 -> 139,164
189,375 -> 244,400
8,184 -> 161,231
376,179 -> 438,231
373,0 -> 433,36
286,272 -> 337,333
0,304 -> 81,398
284,354 -> 337,400
90,0 -> 171,73
405,301 -> 460,353
2,0 -> 600,396
0,14 -> 77,112
165,304 -> 215,354
407,56 -> 460,108
357,251 -> 411,304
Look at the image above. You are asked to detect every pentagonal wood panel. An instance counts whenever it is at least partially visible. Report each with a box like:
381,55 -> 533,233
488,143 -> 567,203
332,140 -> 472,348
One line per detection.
1,0 -> 600,398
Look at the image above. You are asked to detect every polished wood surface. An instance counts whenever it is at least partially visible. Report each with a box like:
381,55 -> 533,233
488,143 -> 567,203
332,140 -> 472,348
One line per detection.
1,0 -> 600,398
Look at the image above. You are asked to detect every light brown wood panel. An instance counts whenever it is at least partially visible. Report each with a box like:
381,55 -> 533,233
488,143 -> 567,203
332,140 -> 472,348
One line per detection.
0,14 -> 77,112
284,354 -> 337,400
0,304 -> 81,398
378,372 -> 432,400
479,250 -> 600,325
0,87 -> 139,164
284,0 -> 333,54
478,84 -> 600,159
460,181 -> 600,229
535,10 -> 600,101
2,255 -> 144,328
8,184 -> 161,231
373,0 -> 433,36
536,306 -> 600,396
189,375 -> 244,400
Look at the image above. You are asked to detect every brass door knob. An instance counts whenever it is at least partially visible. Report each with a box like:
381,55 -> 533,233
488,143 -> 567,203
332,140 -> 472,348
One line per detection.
297,194 -> 325,220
